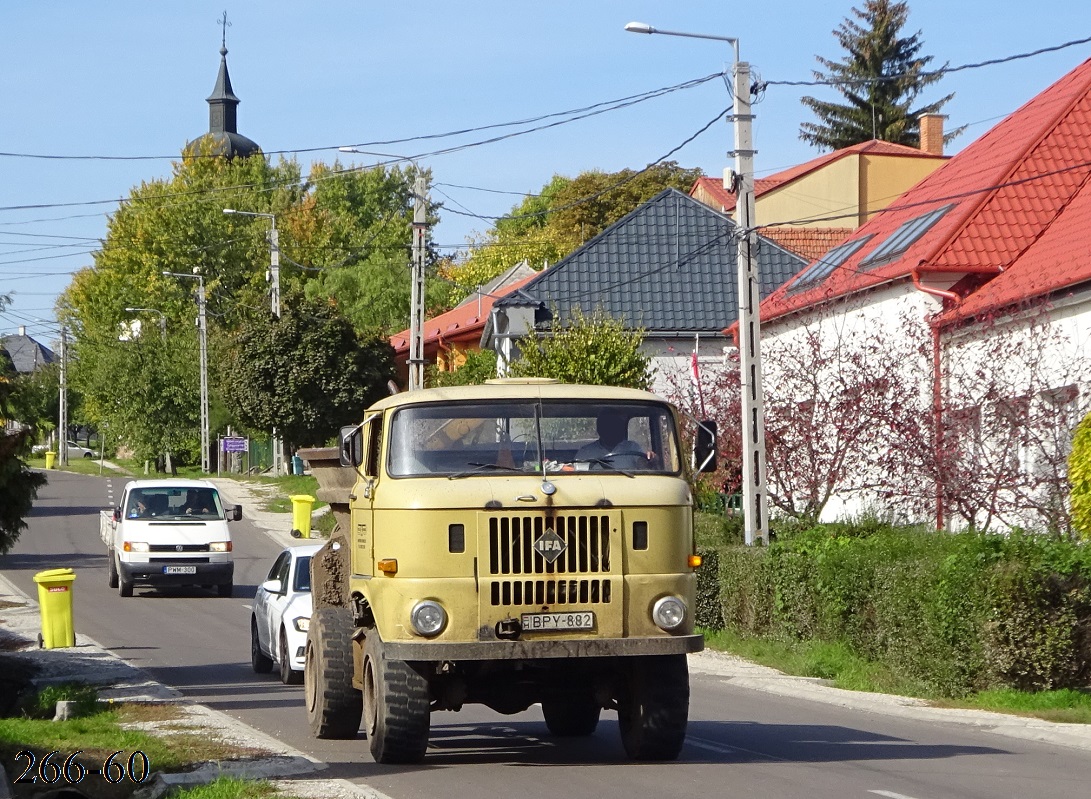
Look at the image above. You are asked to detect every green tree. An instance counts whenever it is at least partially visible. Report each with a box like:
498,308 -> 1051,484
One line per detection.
509,309 -> 653,389
0,295 -> 47,554
799,1 -> 956,150
6,363 -> 60,442
225,293 -> 397,448
427,348 -> 498,388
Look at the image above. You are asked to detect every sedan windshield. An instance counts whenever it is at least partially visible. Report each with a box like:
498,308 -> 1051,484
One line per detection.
387,400 -> 681,478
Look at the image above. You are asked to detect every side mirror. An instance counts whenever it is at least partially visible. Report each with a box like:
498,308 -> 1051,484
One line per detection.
339,424 -> 363,468
261,579 -> 283,595
112,507 -> 122,522
231,505 -> 243,522
695,420 -> 718,473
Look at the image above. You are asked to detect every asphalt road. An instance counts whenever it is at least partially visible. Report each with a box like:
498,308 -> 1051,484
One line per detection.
5,470 -> 1091,799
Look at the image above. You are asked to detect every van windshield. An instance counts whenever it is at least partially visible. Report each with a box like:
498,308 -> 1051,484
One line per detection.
125,487 -> 225,521
387,400 -> 681,478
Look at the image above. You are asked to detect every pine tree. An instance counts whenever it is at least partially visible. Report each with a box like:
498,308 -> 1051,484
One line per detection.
799,1 -> 956,151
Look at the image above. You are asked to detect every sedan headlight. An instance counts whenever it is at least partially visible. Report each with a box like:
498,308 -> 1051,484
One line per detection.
293,616 -> 310,633
652,596 -> 687,631
409,600 -> 447,637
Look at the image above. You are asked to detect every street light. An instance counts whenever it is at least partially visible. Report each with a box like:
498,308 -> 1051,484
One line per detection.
223,209 -> 280,318
162,270 -> 209,473
626,21 -> 769,546
338,147 -> 430,392
123,307 -> 167,340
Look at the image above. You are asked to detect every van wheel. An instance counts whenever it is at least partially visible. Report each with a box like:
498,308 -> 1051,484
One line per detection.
305,606 -> 361,739
362,629 -> 430,763
251,617 -> 273,674
617,654 -> 689,761
280,627 -> 303,685
107,551 -> 119,589
218,582 -> 233,598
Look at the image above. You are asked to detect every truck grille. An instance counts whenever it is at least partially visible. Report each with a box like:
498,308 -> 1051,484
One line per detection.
490,578 -> 612,607
487,513 -> 611,575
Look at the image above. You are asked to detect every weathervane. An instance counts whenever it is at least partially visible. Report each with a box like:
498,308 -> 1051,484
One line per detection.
217,10 -> 231,51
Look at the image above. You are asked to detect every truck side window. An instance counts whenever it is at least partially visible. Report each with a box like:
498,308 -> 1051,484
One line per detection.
364,417 -> 381,477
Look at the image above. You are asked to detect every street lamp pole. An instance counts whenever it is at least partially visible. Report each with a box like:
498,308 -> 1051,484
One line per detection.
338,147 -> 430,391
626,21 -> 769,545
223,209 -> 280,319
124,307 -> 167,340
162,271 -> 209,473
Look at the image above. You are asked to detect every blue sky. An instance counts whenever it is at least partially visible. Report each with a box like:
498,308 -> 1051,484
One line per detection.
2,0 -> 1090,343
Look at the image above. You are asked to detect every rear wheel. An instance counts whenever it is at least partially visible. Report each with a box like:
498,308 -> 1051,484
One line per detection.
217,582 -> 233,598
305,606 -> 362,739
617,655 -> 690,761
280,627 -> 303,685
362,629 -> 430,764
542,694 -> 601,737
107,551 -> 119,589
251,617 -> 273,674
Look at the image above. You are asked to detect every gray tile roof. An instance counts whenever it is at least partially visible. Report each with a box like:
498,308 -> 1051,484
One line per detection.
0,334 -> 55,373
492,188 -> 807,334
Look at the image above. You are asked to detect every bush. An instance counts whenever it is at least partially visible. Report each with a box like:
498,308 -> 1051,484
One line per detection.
21,682 -> 99,719
1069,411 -> 1091,540
695,547 -> 723,630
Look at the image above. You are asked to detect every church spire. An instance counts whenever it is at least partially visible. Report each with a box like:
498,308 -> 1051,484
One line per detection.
207,12 -> 240,135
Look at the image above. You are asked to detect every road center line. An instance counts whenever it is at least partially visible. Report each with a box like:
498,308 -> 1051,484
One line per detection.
869,791 -> 924,799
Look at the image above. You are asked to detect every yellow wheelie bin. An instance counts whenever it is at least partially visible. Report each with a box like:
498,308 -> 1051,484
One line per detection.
290,494 -> 315,539
33,568 -> 77,648
44,451 -> 56,469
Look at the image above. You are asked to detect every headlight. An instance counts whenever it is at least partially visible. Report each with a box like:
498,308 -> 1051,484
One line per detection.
209,541 -> 232,552
123,541 -> 149,553
652,596 -> 687,631
409,600 -> 447,637
293,617 -> 310,632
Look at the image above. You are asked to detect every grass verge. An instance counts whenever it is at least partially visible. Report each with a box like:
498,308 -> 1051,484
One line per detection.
701,627 -> 1091,723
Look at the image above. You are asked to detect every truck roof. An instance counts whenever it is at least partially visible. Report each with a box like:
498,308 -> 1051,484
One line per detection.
365,379 -> 672,414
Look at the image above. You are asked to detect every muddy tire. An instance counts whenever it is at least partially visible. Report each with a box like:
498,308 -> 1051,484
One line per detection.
542,694 -> 601,737
107,550 -> 119,589
251,617 -> 273,674
280,627 -> 303,685
617,654 -> 689,761
362,629 -> 430,764
305,606 -> 361,739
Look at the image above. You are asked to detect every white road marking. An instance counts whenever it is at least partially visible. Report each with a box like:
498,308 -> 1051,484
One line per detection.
869,791 -> 923,799
685,735 -> 786,761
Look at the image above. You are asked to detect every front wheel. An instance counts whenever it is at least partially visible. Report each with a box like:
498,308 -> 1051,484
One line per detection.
280,627 -> 303,685
305,606 -> 362,739
362,629 -> 430,764
107,551 -> 119,589
617,654 -> 690,761
251,617 -> 273,674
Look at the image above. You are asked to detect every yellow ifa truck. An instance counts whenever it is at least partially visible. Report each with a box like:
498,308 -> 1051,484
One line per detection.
303,379 -> 715,764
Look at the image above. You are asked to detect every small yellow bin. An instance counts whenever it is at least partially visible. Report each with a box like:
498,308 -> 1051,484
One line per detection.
290,494 -> 315,539
33,568 -> 76,648
44,451 -> 56,470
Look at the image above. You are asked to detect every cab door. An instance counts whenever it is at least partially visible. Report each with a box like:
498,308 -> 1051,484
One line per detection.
255,551 -> 290,654
350,413 -> 381,577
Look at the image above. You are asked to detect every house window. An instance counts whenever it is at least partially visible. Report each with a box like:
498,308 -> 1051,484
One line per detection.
788,236 -> 874,292
989,395 -> 1030,474
860,205 -> 953,269
945,405 -> 982,468
1032,385 -> 1080,480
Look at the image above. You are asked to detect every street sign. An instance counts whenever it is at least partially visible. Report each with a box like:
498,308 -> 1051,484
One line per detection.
222,437 -> 248,453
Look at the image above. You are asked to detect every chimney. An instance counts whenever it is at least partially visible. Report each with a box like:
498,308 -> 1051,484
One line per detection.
919,114 -> 945,156
18,325 -> 26,336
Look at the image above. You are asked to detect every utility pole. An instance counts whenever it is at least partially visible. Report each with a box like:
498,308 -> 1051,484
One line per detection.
163,271 -> 210,472
58,325 -> 68,466
269,223 -> 281,319
408,174 -> 429,391
731,60 -> 770,546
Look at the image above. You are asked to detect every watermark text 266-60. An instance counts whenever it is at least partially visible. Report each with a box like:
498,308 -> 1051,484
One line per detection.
13,750 -> 150,785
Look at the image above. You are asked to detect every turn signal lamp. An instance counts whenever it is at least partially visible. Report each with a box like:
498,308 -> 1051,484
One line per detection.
688,554 -> 703,569
378,558 -> 398,575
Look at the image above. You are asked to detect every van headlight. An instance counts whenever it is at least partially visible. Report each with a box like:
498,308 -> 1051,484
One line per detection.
123,541 -> 149,553
210,541 -> 232,552
409,600 -> 447,637
652,596 -> 687,631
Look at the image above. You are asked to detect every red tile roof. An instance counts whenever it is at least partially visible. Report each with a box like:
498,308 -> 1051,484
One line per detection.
761,227 -> 855,262
758,57 -> 1091,326
390,273 -> 538,356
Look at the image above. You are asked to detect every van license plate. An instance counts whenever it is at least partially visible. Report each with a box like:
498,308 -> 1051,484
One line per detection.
521,612 -> 594,631
163,566 -> 197,575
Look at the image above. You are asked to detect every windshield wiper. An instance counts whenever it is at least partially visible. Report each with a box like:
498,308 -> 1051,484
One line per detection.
448,462 -> 522,480
578,457 -> 635,478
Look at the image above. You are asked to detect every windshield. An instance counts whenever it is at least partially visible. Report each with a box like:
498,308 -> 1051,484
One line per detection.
125,487 -> 225,521
387,400 -> 681,478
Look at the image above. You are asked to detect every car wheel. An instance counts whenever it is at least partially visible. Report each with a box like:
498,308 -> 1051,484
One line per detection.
280,627 -> 303,685
118,575 -> 133,598
83,452 -> 93,459
217,582 -> 233,598
107,551 -> 119,589
251,617 -> 273,674
305,606 -> 362,739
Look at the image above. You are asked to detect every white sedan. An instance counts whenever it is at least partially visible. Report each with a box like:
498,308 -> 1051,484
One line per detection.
31,441 -> 95,459
251,543 -> 322,684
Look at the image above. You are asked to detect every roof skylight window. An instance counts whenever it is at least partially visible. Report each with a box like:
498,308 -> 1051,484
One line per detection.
788,235 -> 873,292
860,204 -> 953,268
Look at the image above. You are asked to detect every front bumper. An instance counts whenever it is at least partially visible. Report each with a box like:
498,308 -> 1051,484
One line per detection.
119,561 -> 233,587
381,633 -> 704,662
